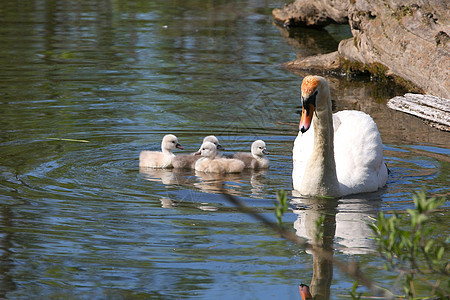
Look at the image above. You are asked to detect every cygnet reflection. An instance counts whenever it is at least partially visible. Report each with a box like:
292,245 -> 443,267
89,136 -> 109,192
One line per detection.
139,167 -> 191,186
194,171 -> 243,195
249,169 -> 269,197
160,197 -> 177,208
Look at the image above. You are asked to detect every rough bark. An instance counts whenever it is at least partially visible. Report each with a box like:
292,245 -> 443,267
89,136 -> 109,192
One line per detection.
283,51 -> 341,71
273,0 -> 450,99
273,0 -> 349,27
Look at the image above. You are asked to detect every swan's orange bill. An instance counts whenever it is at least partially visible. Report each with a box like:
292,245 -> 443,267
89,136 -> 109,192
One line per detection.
299,103 -> 314,133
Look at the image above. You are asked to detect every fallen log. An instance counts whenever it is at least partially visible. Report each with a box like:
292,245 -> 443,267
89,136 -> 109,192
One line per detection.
387,93 -> 450,131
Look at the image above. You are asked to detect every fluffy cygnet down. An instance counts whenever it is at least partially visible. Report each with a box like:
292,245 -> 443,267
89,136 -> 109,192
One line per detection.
172,135 -> 224,169
139,134 -> 183,168
195,142 -> 244,173
232,140 -> 269,169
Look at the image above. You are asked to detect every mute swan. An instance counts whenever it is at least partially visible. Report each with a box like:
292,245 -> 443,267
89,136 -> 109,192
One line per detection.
139,134 -> 183,168
172,135 -> 224,168
195,142 -> 245,173
292,75 -> 388,197
232,140 -> 270,169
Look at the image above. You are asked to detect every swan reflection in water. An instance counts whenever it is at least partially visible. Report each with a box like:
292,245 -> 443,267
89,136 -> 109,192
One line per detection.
139,168 -> 243,196
249,170 -> 269,197
292,190 -> 382,299
141,166 -> 382,298
140,167 -> 269,210
159,197 -> 177,209
140,166 -> 268,197
194,170 -> 269,197
159,197 -> 219,212
194,169 -> 271,197
139,167 -> 193,186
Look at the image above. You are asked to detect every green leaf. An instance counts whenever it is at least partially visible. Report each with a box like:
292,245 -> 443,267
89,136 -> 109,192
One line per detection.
425,240 -> 434,253
416,214 -> 428,225
437,246 -> 444,261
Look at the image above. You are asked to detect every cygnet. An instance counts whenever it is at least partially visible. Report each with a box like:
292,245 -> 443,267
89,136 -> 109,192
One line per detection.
232,140 -> 269,169
203,135 -> 224,151
139,134 -> 183,168
172,135 -> 224,169
195,142 -> 244,173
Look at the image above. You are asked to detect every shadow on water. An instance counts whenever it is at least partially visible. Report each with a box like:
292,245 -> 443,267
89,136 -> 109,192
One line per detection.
275,24 -> 352,59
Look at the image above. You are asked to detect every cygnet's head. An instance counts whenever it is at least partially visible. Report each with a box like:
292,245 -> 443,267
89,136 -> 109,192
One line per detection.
162,134 -> 183,151
251,140 -> 268,157
203,135 -> 224,150
197,141 -> 217,158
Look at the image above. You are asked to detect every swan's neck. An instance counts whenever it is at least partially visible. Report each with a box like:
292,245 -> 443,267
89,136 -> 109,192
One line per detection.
161,145 -> 173,156
300,93 -> 341,197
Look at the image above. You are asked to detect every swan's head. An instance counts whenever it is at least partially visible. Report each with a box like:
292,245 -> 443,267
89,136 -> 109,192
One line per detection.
299,75 -> 328,133
196,141 -> 217,158
251,140 -> 268,157
162,134 -> 183,151
203,135 -> 225,150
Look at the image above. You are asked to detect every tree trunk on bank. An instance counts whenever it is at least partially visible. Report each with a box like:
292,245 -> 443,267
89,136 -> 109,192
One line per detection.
273,0 -> 450,99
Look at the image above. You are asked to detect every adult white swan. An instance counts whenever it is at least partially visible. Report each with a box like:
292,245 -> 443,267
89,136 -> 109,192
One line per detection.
292,75 -> 388,197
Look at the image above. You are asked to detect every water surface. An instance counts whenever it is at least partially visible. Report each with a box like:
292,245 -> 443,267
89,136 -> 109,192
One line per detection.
0,0 -> 448,298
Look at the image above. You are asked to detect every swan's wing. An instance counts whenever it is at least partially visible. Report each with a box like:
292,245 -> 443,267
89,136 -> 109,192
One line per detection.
292,122 -> 314,191
333,111 -> 387,195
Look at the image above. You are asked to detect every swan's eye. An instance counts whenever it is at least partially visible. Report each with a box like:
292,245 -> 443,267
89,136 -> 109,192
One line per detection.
302,90 -> 318,108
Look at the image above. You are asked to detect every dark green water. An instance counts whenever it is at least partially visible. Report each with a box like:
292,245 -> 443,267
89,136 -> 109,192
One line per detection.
0,0 -> 448,298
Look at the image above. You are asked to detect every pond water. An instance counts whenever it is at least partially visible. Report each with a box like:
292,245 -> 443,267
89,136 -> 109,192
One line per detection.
0,0 -> 448,299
